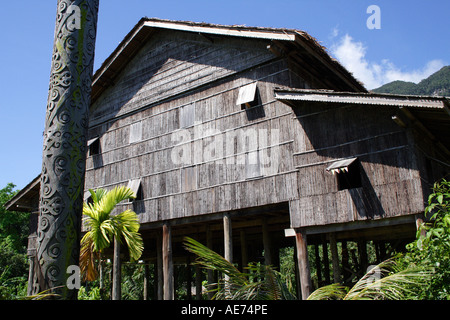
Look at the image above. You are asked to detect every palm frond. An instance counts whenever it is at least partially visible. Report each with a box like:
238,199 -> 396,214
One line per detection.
307,283 -> 348,300
80,234 -> 99,281
79,185 -> 144,281
344,259 -> 434,300
184,237 -> 246,286
98,186 -> 136,216
183,237 -> 295,300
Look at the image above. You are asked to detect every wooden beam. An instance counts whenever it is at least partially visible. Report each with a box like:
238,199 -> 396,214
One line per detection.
223,213 -> 232,295
321,236 -> 331,285
329,233 -> 341,284
295,229 -> 312,300
162,223 -> 174,300
112,237 -> 121,300
240,230 -> 248,272
196,264 -> 202,300
143,263 -> 149,300
206,225 -> 215,300
223,213 -> 233,263
156,232 -> 163,300
262,219 -> 272,265
186,255 -> 192,300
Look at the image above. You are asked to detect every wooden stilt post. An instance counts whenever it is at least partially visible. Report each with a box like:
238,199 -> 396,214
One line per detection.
293,245 -> 302,299
162,223 -> 174,300
223,213 -> 232,296
358,240 -> 368,273
314,244 -> 323,287
415,214 -> 427,238
112,237 -> 121,300
143,263 -> 149,300
223,213 -> 233,263
156,233 -> 163,300
206,225 -> 215,300
342,241 -> 350,284
262,219 -> 272,266
240,230 -> 248,272
186,255 -> 192,300
322,236 -> 331,285
196,264 -> 202,300
329,233 -> 341,283
295,229 -> 312,300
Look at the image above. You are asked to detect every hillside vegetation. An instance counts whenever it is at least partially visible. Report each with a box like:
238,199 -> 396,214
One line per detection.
372,66 -> 450,96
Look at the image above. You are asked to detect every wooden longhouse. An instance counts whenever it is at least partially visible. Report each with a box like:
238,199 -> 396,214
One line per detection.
5,18 -> 450,299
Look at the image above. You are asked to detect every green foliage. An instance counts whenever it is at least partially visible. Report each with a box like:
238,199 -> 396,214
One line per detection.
372,65 -> 450,96
398,179 -> 450,299
184,237 -> 296,300
0,183 -> 30,300
307,259 -> 433,300
78,286 -> 101,300
308,178 -> 450,300
80,186 -> 144,282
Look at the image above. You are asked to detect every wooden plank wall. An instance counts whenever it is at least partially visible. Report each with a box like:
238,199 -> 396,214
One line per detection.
85,31 -> 306,225
289,102 -> 425,228
85,28 -> 427,231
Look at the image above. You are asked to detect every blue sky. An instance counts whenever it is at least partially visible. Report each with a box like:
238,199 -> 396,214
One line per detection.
0,0 -> 449,190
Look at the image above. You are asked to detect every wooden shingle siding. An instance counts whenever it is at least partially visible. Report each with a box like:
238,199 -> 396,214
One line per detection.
288,101 -> 425,228
83,24 -> 433,231
85,31 -> 305,224
90,31 -> 277,126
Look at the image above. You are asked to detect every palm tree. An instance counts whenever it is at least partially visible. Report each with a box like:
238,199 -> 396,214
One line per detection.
80,186 -> 144,299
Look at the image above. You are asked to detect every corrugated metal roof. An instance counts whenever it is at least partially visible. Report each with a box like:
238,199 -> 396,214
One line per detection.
274,89 -> 449,109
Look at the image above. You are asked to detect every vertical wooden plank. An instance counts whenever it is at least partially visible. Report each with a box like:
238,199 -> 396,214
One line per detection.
223,213 -> 233,263
112,237 -> 121,300
314,244 -> 323,286
321,236 -> 331,285
163,223 -> 174,300
206,225 -> 215,300
195,264 -> 203,300
156,234 -> 163,300
143,263 -> 149,300
329,233 -> 341,283
295,229 -> 312,300
186,255 -> 192,300
262,219 -> 272,265
223,213 -> 233,296
240,230 -> 248,272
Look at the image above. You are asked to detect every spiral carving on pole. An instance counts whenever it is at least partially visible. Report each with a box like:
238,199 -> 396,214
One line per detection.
34,0 -> 99,299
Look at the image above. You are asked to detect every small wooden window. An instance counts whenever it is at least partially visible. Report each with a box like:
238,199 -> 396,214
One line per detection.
180,103 -> 195,128
87,137 -> 100,156
326,157 -> 362,190
129,121 -> 143,144
245,150 -> 262,179
127,179 -> 143,201
237,82 -> 258,110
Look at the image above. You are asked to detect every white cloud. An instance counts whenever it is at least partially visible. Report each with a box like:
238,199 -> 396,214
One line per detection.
330,33 -> 445,90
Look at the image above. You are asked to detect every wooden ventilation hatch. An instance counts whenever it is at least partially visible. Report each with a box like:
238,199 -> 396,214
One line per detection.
127,178 -> 143,201
87,137 -> 100,156
326,157 -> 362,190
236,82 -> 258,110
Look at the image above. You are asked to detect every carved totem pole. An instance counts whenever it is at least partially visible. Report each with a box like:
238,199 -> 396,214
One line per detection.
34,0 -> 99,299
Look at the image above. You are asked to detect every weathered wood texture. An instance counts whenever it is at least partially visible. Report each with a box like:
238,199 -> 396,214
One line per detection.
289,102 -> 425,228
85,31 -> 304,225
84,28 -> 429,232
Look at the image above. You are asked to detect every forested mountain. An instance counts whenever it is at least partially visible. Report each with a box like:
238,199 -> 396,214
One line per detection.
372,65 -> 450,96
